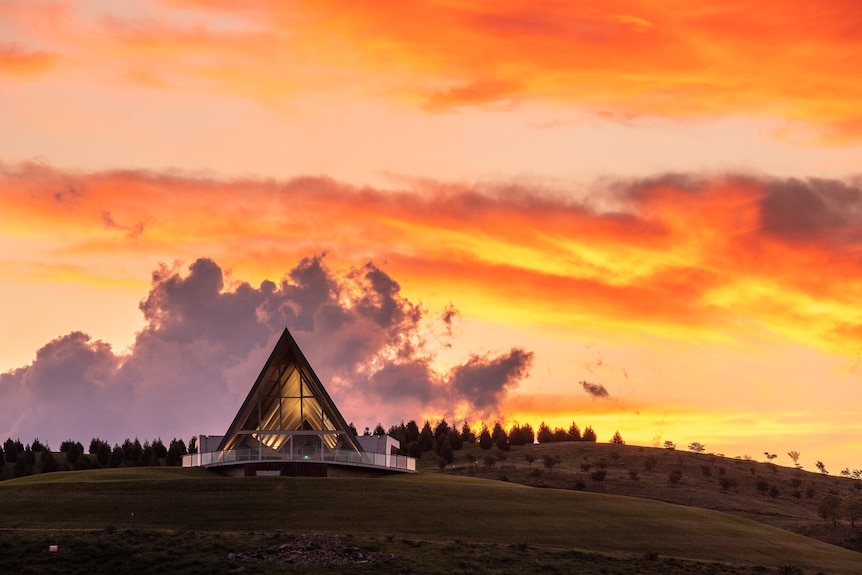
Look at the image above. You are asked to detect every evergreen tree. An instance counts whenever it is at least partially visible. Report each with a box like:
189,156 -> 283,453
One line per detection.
536,422 -> 554,444
567,422 -> 581,441
460,421 -> 477,444
491,422 -> 510,451
110,444 -> 124,468
446,428 -> 463,451
611,430 -> 625,445
433,419 -> 450,440
478,425 -> 493,450
41,451 -> 58,474
405,420 -> 420,443
4,438 -> 21,463
582,426 -> 597,442
167,438 -> 188,466
437,438 -> 454,464
152,438 -> 168,462
373,423 -> 387,436
417,421 -> 435,452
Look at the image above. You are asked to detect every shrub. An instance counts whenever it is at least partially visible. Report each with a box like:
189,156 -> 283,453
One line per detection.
571,479 -> 587,491
628,469 -> 640,481
719,477 -> 738,492
643,457 -> 657,471
668,469 -> 683,485
589,469 -> 607,482
543,454 -> 561,471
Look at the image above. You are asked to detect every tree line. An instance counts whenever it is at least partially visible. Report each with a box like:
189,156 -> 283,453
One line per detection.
370,419 -> 601,465
0,418 -> 602,479
0,436 -> 198,479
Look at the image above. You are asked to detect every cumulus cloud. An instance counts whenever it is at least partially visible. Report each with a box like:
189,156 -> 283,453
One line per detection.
0,256 -> 534,446
580,380 -> 611,399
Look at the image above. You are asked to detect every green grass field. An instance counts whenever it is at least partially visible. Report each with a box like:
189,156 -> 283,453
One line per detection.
1,466 -> 860,574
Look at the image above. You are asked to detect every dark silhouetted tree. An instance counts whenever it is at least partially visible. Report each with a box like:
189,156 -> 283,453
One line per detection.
433,419 -> 450,440
582,426 -> 597,442
816,460 -> 828,475
478,425 -> 493,450
188,436 -> 198,454
4,438 -> 22,463
460,421 -> 476,444
491,422 -> 509,451
110,444 -> 124,468
447,428 -> 463,451
553,427 -> 569,442
543,454 -> 561,472
152,438 -> 168,462
41,451 -> 58,474
437,438 -> 454,464
167,438 -> 187,466
388,422 -> 407,448
611,431 -> 625,445
818,493 -> 842,526
843,494 -> 862,528
373,423 -> 386,436
405,420 -> 420,443
30,438 -> 45,452
536,422 -> 553,444
418,421 -> 435,452
567,422 -> 581,441
63,441 -> 83,466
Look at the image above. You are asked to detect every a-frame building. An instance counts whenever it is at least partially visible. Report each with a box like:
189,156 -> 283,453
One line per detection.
184,328 -> 416,476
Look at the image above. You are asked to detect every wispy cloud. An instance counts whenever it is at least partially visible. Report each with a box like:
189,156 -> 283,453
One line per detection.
2,2 -> 862,137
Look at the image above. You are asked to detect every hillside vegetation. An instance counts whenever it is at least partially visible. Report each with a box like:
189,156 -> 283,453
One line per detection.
428,442 -> 862,552
1,465 -> 861,574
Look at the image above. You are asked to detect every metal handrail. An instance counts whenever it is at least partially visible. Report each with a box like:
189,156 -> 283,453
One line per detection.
182,448 -> 416,472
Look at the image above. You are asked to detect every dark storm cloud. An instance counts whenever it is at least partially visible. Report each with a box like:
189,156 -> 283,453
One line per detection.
580,380 -> 610,399
0,256 -> 534,445
449,348 -> 534,411
760,178 -> 862,242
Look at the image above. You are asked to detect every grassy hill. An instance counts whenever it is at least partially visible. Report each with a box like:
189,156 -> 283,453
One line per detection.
1,464 -> 861,574
429,441 -> 862,550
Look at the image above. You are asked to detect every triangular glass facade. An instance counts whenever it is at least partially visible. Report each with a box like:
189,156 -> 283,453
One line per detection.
218,329 -> 362,456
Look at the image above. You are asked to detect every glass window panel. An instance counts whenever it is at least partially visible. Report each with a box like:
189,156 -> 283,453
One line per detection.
281,397 -> 301,430
280,365 -> 301,397
302,396 -> 323,429
258,395 -> 280,431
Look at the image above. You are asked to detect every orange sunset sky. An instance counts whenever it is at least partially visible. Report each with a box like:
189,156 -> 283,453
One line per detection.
2,0 -> 862,473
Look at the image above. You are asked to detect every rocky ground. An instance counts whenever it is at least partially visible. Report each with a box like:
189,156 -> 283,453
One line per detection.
228,533 -> 395,566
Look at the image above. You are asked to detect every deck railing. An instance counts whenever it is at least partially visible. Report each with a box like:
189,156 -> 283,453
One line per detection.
182,448 -> 416,472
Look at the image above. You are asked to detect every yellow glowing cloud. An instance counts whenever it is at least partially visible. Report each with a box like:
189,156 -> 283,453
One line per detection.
4,163 -> 862,364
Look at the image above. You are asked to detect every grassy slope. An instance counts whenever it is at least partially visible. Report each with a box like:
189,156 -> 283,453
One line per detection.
436,442 -> 862,538
1,467 -> 860,574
